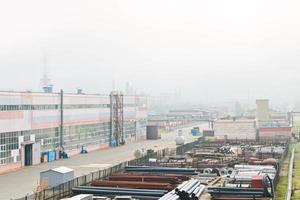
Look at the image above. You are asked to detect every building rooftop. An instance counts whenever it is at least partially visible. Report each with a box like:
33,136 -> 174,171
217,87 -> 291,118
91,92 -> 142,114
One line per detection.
43,166 -> 74,174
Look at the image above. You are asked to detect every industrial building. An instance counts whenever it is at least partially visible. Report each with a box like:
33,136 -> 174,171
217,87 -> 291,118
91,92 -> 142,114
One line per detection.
148,109 -> 218,131
0,91 -> 147,174
213,99 -> 292,141
214,119 -> 257,140
256,99 -> 270,123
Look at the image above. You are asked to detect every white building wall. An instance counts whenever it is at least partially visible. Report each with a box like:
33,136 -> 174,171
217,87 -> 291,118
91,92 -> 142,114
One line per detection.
63,94 -> 109,105
256,99 -> 270,122
32,142 -> 41,165
214,120 -> 256,140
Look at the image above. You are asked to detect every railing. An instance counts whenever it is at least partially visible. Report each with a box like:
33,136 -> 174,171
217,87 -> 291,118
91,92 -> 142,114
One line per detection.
285,144 -> 295,200
16,141 -> 198,200
274,142 -> 290,199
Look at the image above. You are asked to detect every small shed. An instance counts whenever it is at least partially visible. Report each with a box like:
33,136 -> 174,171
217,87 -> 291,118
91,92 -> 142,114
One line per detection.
40,166 -> 74,188
146,125 -> 161,140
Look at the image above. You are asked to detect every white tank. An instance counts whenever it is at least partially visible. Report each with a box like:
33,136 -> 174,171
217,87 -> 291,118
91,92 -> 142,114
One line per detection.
178,129 -> 183,136
175,129 -> 185,145
134,149 -> 147,158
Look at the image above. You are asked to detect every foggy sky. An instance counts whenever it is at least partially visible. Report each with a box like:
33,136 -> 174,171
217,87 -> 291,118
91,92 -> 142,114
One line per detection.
1,0 -> 300,105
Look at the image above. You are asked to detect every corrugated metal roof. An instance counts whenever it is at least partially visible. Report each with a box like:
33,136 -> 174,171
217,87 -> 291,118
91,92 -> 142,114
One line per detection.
51,166 -> 74,174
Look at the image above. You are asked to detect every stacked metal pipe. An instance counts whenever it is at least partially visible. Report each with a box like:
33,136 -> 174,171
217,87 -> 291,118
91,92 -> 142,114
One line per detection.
207,175 -> 274,198
227,165 -> 276,184
159,179 -> 205,200
108,174 -> 181,185
120,173 -> 190,181
207,187 -> 271,198
91,180 -> 173,190
72,186 -> 167,199
125,166 -> 197,175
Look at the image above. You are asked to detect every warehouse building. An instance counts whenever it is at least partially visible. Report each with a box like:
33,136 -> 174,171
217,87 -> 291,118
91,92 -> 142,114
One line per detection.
214,119 -> 257,141
0,91 -> 147,174
214,99 -> 292,141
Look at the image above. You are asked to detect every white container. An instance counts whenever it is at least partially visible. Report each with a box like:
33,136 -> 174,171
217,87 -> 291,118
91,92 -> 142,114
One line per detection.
176,130 -> 185,145
134,149 -> 147,158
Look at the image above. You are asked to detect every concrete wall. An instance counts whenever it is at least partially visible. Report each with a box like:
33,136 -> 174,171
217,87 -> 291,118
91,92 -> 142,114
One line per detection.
259,127 -> 292,139
32,142 -> 41,165
256,99 -> 270,122
214,120 -> 256,140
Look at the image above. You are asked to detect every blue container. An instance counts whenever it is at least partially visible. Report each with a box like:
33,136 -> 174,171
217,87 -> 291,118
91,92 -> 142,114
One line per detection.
191,129 -> 197,136
110,139 -> 117,147
48,151 -> 56,162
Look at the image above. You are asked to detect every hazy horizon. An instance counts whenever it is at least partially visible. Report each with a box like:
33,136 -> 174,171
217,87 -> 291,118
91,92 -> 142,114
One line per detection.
1,0 -> 300,106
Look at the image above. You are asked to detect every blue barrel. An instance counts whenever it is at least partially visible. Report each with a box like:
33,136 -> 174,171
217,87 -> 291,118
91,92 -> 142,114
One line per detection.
48,151 -> 55,162
191,129 -> 197,136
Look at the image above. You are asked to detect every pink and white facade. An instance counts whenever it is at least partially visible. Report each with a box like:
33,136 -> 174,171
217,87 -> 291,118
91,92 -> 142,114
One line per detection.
259,127 -> 292,140
0,91 -> 147,174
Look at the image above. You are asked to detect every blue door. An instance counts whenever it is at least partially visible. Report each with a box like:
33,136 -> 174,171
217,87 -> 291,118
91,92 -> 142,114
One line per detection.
25,144 -> 32,166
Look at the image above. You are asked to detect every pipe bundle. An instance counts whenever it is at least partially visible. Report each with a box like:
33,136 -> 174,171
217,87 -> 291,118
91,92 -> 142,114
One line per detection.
113,173 -> 190,181
125,166 -> 197,175
72,186 -> 167,199
91,180 -> 173,190
208,175 -> 274,198
207,187 -> 270,198
109,174 -> 181,184
159,179 -> 205,200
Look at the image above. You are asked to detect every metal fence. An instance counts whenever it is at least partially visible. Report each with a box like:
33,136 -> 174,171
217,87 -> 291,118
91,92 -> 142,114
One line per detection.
17,140 -> 198,200
274,142 -> 290,199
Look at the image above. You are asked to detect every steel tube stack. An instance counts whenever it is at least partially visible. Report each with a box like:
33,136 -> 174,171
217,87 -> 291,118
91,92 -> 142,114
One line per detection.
91,180 -> 173,190
108,174 -> 181,184
207,187 -> 272,198
159,179 -> 205,200
125,166 -> 197,175
72,186 -> 168,199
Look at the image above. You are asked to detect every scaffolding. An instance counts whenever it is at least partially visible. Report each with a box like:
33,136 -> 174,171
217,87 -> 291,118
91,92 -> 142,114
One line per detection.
110,91 -> 124,146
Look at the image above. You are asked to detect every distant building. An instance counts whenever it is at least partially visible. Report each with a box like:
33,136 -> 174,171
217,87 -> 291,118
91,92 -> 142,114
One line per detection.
256,99 -> 270,123
214,119 -> 257,141
214,99 -> 292,141
259,127 -> 292,140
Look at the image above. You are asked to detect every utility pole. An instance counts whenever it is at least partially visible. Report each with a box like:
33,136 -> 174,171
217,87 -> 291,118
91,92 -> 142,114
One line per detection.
59,89 -> 64,154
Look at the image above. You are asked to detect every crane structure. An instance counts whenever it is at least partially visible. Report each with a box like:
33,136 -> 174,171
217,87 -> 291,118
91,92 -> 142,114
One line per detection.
110,91 -> 124,146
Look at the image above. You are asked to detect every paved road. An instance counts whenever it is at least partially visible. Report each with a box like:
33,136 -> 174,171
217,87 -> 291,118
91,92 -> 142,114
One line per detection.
0,123 -> 208,200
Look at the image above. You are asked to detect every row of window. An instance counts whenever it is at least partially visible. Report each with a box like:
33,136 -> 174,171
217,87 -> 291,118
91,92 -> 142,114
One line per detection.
0,120 -> 146,165
63,123 -> 111,150
0,156 -> 17,165
0,128 -> 60,165
0,103 -> 138,111
0,104 -> 58,111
